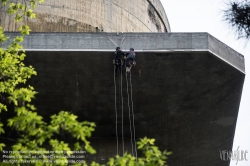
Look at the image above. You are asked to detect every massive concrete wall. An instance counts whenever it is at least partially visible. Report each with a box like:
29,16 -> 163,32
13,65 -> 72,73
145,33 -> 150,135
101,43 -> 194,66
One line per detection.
1,33 -> 245,165
0,0 -> 170,32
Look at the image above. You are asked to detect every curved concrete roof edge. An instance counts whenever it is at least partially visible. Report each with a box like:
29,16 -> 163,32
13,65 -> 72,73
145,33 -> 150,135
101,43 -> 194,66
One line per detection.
147,0 -> 171,32
2,32 -> 244,73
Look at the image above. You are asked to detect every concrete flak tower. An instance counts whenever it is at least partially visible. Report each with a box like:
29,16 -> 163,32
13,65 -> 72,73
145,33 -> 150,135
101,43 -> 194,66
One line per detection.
0,1 -> 245,166
0,0 -> 171,32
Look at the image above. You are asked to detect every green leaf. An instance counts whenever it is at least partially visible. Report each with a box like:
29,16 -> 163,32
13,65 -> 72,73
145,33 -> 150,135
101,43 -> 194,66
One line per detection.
0,123 -> 5,134
0,103 -> 7,112
0,143 -> 6,151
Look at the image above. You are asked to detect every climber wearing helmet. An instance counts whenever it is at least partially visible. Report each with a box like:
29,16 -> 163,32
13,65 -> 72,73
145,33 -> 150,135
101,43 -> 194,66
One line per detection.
113,47 -> 126,77
125,48 -> 136,75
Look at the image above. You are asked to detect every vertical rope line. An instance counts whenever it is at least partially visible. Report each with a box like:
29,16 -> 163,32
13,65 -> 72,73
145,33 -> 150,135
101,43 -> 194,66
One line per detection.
121,62 -> 124,155
126,73 -> 134,156
114,66 -> 118,155
130,70 -> 137,160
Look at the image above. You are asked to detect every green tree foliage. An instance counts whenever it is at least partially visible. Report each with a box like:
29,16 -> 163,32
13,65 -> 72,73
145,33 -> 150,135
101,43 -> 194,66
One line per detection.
0,0 -> 171,165
0,1 -> 97,164
224,0 -> 250,40
92,138 -> 172,166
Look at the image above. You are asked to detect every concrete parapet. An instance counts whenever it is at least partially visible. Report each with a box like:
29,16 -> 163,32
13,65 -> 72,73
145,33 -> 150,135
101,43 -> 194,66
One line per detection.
2,32 -> 245,73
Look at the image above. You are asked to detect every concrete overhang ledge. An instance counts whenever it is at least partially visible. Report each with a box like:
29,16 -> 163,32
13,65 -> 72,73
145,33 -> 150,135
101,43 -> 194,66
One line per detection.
2,32 -> 245,73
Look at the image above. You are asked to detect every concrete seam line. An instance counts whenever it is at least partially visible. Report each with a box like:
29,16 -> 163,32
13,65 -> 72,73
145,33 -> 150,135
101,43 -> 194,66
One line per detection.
22,48 -> 242,52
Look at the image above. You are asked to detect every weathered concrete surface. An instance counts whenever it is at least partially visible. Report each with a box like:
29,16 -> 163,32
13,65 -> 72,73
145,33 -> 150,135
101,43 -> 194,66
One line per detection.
0,0 -> 170,33
1,33 -> 245,166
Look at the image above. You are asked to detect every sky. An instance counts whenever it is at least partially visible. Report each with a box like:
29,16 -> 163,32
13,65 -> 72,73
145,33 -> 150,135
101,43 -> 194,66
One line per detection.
161,1 -> 250,166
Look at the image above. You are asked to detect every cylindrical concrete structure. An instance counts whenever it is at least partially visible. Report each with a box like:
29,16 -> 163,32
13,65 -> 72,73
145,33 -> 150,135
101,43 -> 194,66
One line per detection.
0,0 -> 170,32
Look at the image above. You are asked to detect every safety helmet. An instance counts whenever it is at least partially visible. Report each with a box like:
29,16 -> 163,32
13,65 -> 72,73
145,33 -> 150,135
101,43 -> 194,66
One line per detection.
130,48 -> 134,51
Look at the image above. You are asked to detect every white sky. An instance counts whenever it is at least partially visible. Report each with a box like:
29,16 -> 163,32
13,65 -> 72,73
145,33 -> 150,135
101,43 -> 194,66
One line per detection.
161,1 -> 250,166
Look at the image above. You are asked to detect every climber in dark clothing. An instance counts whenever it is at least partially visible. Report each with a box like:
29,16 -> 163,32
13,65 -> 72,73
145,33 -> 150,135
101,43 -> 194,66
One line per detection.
113,47 -> 126,77
125,48 -> 136,74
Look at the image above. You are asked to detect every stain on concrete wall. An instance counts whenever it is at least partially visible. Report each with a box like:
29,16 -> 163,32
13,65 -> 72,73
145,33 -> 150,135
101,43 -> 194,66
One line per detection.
0,0 -> 170,32
147,3 -> 162,32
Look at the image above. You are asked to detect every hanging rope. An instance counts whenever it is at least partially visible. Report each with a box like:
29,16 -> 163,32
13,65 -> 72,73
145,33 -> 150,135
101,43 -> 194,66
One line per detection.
120,61 -> 125,155
126,72 -> 134,156
114,65 -> 119,155
130,69 -> 137,160
114,54 -> 137,157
